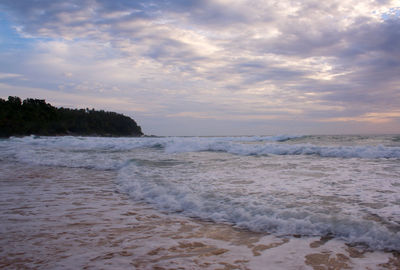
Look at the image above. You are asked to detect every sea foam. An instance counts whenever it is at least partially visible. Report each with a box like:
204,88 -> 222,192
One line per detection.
162,138 -> 400,159
1,135 -> 399,174
2,135 -> 400,251
118,159 -> 400,251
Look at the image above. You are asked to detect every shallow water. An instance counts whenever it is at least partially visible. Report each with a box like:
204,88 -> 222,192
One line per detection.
1,134 -> 400,253
1,161 -> 399,269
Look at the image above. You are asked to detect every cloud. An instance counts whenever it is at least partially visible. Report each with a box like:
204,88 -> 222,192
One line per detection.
0,72 -> 22,80
0,0 -> 399,135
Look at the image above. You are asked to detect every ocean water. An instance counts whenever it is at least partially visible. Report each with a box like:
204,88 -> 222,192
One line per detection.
1,134 -> 400,252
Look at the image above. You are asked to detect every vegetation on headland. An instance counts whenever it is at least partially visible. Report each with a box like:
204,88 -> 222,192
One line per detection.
0,96 -> 143,137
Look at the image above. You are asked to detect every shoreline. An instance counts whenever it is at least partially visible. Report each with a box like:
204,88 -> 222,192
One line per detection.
0,161 -> 399,269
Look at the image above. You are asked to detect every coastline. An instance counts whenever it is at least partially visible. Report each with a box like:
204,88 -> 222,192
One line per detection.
0,161 -> 399,269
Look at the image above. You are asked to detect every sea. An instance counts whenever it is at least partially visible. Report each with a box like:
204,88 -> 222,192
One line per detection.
1,134 -> 399,256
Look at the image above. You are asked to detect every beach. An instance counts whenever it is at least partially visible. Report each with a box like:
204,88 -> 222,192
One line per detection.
1,160 -> 399,270
2,0 -> 399,267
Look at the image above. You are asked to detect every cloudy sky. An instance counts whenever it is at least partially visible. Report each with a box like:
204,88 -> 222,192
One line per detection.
0,0 -> 399,135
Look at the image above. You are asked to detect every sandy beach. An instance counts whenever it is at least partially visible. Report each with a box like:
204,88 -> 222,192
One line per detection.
2,0 -> 400,267
1,161 -> 399,269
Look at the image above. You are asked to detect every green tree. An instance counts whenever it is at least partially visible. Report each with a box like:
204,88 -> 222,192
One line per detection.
0,96 -> 143,137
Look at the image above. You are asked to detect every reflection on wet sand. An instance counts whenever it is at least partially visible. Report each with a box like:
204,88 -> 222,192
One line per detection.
0,162 -> 398,269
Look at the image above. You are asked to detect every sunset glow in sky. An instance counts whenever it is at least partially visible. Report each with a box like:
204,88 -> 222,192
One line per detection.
1,0 -> 399,135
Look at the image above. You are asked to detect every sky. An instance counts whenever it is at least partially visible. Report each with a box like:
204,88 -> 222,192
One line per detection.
0,0 -> 399,136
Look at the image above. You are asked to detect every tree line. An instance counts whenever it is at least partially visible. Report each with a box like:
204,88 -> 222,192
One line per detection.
0,96 -> 143,137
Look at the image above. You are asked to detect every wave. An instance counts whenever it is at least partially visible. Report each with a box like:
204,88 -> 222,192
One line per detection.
3,135 -> 399,251
118,161 -> 400,251
5,135 -> 302,152
164,140 -> 400,159
4,135 -> 400,160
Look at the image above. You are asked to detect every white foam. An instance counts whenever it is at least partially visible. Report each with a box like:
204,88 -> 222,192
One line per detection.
118,159 -> 400,250
2,135 -> 400,251
117,149 -> 400,251
3,136 -> 399,162
164,140 -> 400,159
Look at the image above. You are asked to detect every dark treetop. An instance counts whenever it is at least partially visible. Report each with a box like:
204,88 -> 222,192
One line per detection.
0,96 -> 143,137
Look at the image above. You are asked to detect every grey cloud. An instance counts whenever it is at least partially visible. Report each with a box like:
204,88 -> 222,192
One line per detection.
1,1 -> 84,31
324,19 -> 400,110
1,0 -> 399,133
1,0 -> 150,38
340,19 -> 400,58
240,69 -> 306,87
0,0 -> 251,31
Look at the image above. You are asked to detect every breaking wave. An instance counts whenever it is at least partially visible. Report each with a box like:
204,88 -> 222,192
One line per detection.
118,160 -> 400,251
2,135 -> 400,251
4,135 -> 400,162
164,141 -> 400,159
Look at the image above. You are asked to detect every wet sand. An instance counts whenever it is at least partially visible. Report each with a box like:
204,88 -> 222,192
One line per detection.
0,162 -> 399,269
